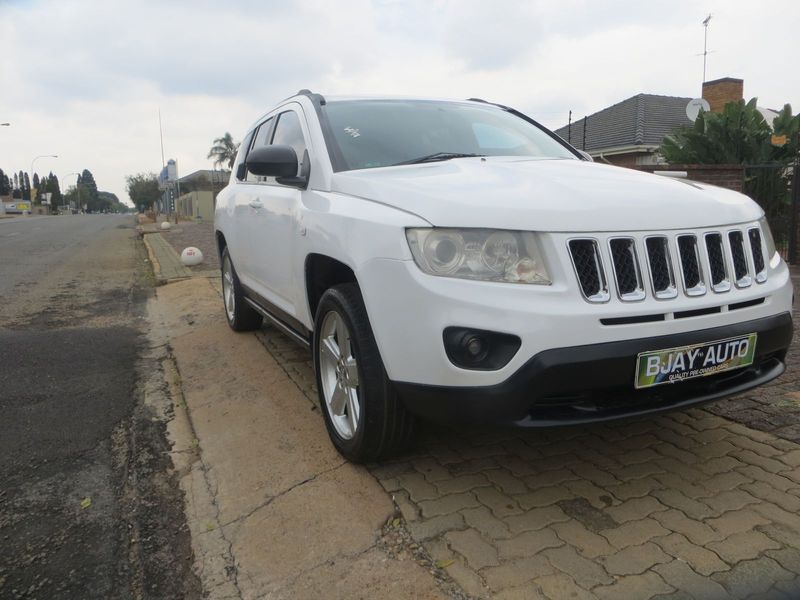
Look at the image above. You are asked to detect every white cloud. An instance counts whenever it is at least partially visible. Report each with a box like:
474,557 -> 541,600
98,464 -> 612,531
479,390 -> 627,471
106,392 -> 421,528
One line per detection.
1,0 -> 798,205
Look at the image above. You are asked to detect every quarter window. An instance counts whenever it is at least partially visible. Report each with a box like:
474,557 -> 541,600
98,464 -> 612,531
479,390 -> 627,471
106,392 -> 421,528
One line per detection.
245,118 -> 274,183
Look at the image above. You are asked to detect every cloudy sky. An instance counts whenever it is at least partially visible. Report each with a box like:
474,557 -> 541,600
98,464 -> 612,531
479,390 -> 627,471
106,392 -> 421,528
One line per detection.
2,0 -> 798,205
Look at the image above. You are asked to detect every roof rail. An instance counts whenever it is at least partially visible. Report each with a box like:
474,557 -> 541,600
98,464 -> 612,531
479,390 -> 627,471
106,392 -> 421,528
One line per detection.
296,89 -> 327,105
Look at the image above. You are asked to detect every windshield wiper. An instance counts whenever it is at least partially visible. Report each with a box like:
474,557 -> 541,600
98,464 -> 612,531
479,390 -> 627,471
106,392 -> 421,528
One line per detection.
393,152 -> 486,166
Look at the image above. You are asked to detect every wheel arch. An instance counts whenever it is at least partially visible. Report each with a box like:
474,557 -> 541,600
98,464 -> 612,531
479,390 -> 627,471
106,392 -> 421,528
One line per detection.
304,253 -> 358,321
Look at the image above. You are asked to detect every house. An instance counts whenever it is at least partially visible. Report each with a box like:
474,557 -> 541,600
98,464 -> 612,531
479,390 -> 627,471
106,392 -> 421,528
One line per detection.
175,169 -> 229,221
553,78 -> 751,167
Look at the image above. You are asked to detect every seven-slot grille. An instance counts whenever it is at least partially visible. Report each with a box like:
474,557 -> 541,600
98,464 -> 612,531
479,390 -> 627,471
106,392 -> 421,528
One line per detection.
569,226 -> 767,303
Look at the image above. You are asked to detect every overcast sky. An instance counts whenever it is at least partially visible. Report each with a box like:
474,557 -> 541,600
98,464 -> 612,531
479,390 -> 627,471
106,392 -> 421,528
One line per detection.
2,0 -> 798,205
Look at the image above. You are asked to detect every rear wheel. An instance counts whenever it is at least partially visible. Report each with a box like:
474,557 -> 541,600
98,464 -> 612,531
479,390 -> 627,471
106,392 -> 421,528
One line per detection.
221,247 -> 262,331
314,283 -> 414,462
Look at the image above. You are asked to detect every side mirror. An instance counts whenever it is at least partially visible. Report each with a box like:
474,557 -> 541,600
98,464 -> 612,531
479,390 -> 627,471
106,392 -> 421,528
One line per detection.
246,145 -> 298,177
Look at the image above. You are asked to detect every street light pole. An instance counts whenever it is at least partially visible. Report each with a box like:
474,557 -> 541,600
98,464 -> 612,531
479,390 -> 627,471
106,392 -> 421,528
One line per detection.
30,154 -> 58,213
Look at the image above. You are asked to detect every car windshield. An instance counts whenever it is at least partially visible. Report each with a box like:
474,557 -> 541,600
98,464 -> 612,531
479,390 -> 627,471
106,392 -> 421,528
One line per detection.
322,99 -> 577,171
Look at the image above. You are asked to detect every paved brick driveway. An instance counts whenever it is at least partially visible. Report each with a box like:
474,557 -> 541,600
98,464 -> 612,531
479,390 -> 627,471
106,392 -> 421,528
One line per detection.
257,305 -> 800,599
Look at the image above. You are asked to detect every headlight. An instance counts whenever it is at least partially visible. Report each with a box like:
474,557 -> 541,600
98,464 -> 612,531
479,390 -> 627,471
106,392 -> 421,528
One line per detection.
406,228 -> 551,284
758,216 -> 778,261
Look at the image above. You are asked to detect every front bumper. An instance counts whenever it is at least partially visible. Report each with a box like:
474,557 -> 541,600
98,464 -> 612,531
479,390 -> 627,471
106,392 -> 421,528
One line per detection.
394,312 -> 793,426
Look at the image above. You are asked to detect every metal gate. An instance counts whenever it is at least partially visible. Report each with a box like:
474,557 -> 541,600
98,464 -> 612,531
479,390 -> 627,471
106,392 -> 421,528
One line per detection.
743,162 -> 798,262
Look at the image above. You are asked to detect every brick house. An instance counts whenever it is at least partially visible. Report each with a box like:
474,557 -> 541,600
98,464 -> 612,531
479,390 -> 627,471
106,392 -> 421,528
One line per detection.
553,78 -> 755,168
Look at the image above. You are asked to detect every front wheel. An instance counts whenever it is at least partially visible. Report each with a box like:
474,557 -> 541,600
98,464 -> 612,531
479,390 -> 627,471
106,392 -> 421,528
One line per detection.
314,283 -> 414,462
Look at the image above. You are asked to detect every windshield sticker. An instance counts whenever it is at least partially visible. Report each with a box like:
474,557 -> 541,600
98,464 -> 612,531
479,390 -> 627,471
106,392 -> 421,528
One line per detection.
344,126 -> 361,138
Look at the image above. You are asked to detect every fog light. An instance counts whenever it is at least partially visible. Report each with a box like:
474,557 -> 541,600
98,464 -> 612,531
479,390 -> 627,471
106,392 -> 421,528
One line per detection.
443,327 -> 521,371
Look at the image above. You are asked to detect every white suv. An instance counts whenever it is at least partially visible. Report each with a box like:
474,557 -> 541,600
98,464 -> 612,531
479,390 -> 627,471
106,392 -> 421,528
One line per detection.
214,91 -> 793,462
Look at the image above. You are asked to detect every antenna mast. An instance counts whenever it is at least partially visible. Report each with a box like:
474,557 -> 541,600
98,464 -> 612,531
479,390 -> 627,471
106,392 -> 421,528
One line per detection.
702,14 -> 712,83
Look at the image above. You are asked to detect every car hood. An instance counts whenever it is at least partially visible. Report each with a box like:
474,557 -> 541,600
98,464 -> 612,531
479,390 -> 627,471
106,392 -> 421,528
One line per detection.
329,157 -> 761,231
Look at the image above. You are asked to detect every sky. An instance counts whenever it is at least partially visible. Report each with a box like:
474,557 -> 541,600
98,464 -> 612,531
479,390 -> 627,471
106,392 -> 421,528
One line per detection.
1,0 -> 799,206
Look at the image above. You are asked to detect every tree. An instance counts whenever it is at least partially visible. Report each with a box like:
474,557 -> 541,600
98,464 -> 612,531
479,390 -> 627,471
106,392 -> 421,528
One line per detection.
125,172 -> 161,211
208,132 -> 240,169
79,168 -> 99,206
660,98 -> 799,164
0,168 -> 8,196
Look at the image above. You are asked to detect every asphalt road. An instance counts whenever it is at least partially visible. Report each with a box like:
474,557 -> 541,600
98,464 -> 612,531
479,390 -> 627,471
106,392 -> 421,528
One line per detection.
0,215 -> 198,599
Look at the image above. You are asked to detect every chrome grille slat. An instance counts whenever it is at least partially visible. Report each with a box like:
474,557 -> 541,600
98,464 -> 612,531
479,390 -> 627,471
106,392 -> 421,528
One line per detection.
729,230 -> 752,288
677,235 -> 706,296
704,233 -> 731,293
644,236 -> 677,299
748,227 -> 767,283
568,239 -> 609,303
609,238 -> 645,301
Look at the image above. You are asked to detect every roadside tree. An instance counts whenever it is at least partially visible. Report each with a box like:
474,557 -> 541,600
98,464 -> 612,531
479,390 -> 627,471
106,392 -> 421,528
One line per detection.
125,172 -> 160,211
208,132 -> 240,169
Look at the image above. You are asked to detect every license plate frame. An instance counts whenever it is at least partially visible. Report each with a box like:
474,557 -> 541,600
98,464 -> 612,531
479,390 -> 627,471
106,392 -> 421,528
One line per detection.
635,333 -> 758,389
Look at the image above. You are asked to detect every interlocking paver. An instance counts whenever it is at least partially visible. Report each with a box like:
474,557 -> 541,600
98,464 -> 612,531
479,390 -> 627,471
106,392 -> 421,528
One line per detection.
601,517 -> 670,549
411,457 -> 451,482
699,470 -> 754,494
483,469 -> 528,495
653,533 -> 729,576
495,528 -> 562,559
480,556 -> 553,591
599,541 -> 671,575
651,509 -> 724,546
418,492 -> 480,518
593,571 -> 674,600
445,529 -> 499,570
703,488 -> 759,514
737,464 -> 797,491
697,455 -> 745,475
504,506 -> 570,534
514,486 -> 574,510
708,530 -> 782,563
542,544 -> 613,588
407,513 -> 465,541
532,573 -> 593,600
651,488 -> 713,520
396,471 -> 439,502
653,560 -> 729,600
551,520 -> 615,559
461,506 -> 513,540
733,448 -> 792,474
605,496 -> 667,523
434,474 -> 491,495
706,508 -> 769,536
711,556 -> 794,598
767,547 -> 800,575
446,559 -> 491,599
474,486 -> 523,518
561,480 -> 615,510
491,585 -> 546,600
605,476 -> 663,500
741,482 -> 800,512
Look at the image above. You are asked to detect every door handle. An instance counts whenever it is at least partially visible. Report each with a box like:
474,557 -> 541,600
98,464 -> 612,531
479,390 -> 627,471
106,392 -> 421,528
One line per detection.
249,200 -> 263,209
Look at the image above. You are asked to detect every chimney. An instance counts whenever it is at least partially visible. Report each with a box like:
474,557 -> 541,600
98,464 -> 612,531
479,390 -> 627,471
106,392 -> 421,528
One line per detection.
702,77 -> 744,113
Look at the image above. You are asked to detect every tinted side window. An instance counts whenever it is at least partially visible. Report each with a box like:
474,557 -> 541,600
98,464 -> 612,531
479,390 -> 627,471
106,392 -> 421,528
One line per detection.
271,111 -> 307,177
246,118 -> 274,182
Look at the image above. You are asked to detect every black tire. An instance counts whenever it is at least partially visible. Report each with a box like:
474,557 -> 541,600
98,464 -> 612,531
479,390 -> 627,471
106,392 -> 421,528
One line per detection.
220,247 -> 262,332
313,283 -> 414,462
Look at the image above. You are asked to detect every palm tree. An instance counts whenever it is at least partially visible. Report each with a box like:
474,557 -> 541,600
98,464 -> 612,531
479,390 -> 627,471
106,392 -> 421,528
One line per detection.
207,132 -> 240,169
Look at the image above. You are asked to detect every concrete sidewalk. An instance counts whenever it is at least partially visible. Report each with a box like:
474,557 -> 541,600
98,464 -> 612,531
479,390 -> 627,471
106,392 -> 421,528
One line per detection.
152,278 -> 451,599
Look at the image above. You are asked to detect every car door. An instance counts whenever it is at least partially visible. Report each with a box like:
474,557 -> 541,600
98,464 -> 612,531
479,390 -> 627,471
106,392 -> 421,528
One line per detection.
242,105 -> 310,321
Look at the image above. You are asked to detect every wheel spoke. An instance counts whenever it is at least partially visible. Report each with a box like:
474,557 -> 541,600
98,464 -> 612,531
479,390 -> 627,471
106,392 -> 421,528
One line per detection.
320,336 -> 341,365
329,384 -> 347,415
344,357 -> 359,387
345,387 -> 359,435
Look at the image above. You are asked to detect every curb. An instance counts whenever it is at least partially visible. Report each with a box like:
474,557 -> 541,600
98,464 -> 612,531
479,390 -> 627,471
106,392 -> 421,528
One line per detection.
142,232 -> 192,284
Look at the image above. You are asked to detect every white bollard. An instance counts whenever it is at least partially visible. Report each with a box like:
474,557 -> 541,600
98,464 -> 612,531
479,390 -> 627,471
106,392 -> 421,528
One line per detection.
160,221 -> 171,230
181,247 -> 204,266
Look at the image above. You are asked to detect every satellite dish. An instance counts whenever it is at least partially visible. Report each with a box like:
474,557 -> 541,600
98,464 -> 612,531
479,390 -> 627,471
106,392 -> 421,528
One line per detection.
686,98 -> 711,121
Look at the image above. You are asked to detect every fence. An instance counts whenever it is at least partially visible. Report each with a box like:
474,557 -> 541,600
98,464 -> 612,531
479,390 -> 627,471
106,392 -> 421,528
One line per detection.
743,163 -> 797,262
